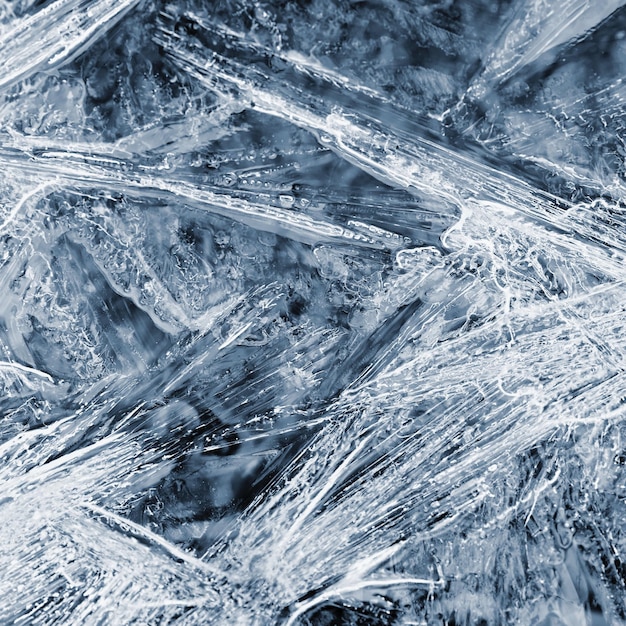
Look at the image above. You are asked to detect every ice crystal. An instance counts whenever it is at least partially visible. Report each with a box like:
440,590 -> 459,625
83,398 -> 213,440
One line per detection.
1,1 -> 626,625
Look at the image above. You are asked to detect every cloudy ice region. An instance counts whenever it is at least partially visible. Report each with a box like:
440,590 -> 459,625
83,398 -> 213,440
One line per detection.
1,0 -> 626,624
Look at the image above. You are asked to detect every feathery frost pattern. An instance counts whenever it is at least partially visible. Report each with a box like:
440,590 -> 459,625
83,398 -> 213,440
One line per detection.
1,0 -> 626,624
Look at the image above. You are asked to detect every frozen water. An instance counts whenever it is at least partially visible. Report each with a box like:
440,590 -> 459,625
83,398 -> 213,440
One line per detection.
1,0 -> 626,624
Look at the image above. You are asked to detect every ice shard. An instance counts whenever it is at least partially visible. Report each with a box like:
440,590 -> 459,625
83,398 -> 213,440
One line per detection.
1,0 -> 626,624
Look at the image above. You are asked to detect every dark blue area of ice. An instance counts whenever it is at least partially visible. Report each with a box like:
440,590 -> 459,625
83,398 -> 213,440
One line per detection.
1,0 -> 626,624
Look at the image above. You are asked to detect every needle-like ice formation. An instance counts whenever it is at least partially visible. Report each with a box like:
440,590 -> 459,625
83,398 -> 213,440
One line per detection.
1,1 -> 625,624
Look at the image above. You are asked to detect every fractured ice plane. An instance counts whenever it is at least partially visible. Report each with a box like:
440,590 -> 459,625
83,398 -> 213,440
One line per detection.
1,0 -> 626,624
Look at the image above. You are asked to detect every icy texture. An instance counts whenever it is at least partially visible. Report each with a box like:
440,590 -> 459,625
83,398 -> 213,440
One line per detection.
1,1 -> 626,624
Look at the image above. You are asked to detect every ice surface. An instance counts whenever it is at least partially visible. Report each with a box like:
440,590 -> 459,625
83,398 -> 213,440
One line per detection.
1,0 -> 626,624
